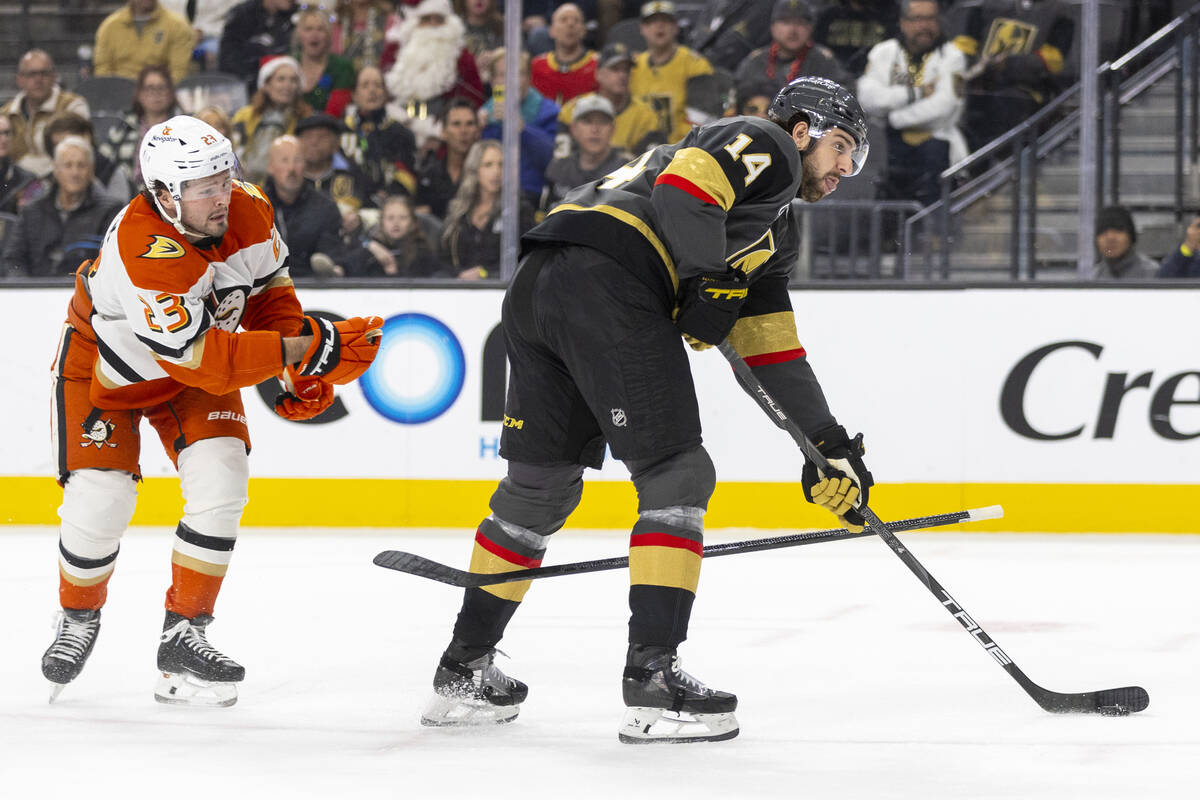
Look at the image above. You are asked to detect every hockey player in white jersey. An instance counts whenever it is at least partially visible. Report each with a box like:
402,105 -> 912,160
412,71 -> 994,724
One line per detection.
41,116 -> 382,705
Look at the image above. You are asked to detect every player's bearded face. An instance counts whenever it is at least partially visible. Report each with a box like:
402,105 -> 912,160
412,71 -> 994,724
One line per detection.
799,131 -> 856,202
179,171 -> 233,238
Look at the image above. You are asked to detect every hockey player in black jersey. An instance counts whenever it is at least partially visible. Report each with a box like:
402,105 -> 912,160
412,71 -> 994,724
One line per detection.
421,76 -> 875,743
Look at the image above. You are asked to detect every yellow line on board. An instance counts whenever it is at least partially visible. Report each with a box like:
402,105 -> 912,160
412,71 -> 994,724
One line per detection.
1,477 -> 1196,533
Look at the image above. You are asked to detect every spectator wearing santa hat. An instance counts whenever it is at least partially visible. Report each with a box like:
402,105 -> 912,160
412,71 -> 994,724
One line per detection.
231,56 -> 315,184
383,0 -> 485,147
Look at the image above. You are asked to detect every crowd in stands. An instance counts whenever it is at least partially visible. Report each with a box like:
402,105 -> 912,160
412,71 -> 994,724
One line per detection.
0,0 -> 1193,280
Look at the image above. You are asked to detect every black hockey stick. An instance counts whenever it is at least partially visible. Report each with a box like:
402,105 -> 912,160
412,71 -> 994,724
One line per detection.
373,505 -> 1001,588
716,341 -> 1148,716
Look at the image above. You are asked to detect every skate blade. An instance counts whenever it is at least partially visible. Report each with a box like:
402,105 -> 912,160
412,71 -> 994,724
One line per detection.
154,671 -> 238,707
420,692 -> 520,727
48,682 -> 67,704
618,707 -> 740,744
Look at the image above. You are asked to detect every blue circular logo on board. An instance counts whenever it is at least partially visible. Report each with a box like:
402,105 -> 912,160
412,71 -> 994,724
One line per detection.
360,313 -> 466,424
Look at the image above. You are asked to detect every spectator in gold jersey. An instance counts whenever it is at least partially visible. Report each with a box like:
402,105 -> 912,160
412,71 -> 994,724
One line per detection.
629,1 -> 713,143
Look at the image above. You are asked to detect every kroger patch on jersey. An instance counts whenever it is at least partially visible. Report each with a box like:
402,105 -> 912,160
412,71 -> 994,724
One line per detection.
2,287 -> 1196,488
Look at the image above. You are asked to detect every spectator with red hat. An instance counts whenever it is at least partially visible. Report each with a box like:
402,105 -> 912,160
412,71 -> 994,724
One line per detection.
219,0 -> 298,97
384,0 -> 485,148
231,56 -> 314,184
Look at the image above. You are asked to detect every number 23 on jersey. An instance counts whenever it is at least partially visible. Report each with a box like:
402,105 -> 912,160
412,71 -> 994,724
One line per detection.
139,292 -> 192,334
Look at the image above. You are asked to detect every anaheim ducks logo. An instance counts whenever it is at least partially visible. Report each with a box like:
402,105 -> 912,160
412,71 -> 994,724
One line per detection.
80,419 -> 117,449
141,235 -> 186,259
209,286 -> 247,332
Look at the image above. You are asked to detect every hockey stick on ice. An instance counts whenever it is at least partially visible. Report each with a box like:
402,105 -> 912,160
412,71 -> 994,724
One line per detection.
716,341 -> 1149,716
372,505 -> 1001,588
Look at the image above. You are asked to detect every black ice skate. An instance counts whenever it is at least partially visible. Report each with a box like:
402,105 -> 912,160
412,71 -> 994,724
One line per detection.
42,608 -> 101,703
420,640 -> 529,726
619,644 -> 739,744
154,611 -> 245,707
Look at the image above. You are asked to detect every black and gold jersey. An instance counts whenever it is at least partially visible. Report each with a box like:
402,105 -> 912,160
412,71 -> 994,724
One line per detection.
524,113 -> 839,438
524,115 -> 802,305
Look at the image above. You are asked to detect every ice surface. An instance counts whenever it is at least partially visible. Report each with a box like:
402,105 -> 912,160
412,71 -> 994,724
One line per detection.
1,527 -> 1195,799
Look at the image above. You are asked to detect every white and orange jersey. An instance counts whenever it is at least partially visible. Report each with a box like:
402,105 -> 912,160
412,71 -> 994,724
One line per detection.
63,182 -> 305,410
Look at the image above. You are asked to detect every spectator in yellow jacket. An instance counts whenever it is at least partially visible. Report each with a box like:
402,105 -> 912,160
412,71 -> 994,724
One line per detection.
93,0 -> 196,85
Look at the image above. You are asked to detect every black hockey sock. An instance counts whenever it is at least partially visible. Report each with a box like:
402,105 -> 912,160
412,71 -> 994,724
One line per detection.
451,587 -> 521,650
628,584 -> 695,648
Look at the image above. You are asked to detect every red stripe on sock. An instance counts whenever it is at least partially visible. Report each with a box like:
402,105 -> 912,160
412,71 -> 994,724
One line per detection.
654,173 -> 719,206
743,347 -> 807,367
474,530 -> 543,568
630,532 -> 704,555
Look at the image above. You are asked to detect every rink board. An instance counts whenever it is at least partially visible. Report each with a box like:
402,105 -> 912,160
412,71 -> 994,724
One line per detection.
2,287 -> 1197,532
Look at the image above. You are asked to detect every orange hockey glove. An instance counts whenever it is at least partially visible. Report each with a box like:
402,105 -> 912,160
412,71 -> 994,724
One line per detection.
296,315 -> 384,385
274,366 -> 336,421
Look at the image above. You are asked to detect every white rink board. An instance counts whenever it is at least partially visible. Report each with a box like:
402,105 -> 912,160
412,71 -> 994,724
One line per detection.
3,287 -> 1198,483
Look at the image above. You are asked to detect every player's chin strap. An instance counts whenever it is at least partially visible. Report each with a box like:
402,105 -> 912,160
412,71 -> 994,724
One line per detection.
150,191 -> 207,240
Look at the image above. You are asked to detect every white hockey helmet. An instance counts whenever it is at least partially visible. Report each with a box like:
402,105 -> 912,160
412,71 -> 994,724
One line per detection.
139,115 -> 236,234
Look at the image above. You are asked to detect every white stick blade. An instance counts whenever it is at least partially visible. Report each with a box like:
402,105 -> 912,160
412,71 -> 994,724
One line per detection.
966,505 -> 1004,521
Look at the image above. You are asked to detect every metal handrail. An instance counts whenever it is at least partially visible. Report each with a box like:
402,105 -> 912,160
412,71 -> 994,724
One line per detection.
902,3 -> 1200,279
794,199 -> 922,280
1110,15 -> 1186,70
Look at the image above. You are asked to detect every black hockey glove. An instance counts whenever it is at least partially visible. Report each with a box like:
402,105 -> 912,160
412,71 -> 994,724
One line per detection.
999,52 -> 1050,83
801,424 -> 874,533
674,274 -> 749,348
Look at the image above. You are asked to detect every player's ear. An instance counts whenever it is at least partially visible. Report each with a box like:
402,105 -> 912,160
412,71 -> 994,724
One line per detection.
154,185 -> 176,213
791,120 -> 810,150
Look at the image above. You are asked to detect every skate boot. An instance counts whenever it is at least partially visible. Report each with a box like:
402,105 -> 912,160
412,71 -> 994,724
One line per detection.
420,639 -> 529,726
154,611 -> 245,707
618,644 -> 739,744
42,608 -> 101,702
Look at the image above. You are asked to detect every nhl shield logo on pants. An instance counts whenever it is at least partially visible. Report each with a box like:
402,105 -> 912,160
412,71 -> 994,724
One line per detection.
611,408 -> 627,427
